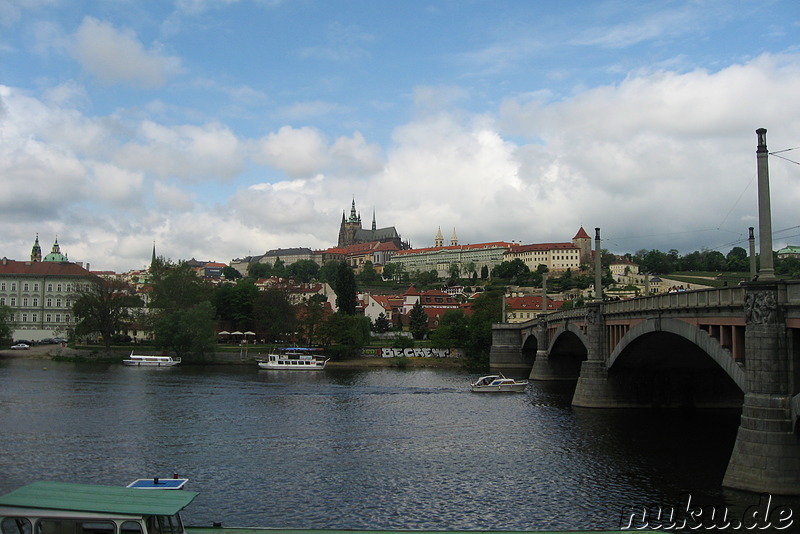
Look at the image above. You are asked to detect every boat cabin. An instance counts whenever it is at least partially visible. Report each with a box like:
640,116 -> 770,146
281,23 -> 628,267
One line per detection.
0,482 -> 197,534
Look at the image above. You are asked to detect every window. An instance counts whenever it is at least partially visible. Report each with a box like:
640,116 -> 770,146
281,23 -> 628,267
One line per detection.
21,313 -> 27,322
0,298 -> 4,305
10,298 -> 15,306
35,520 -> 114,534
121,522 -> 143,534
11,283 -> 16,291
23,283 -> 29,291
56,299 -> 62,308
22,298 -> 28,306
2,516 -> 32,534
32,298 -> 38,306
33,283 -> 39,291
46,314 -> 51,322
46,298 -> 52,307
55,314 -> 61,323
0,282 -> 4,290
32,313 -> 37,322
57,283 -> 62,292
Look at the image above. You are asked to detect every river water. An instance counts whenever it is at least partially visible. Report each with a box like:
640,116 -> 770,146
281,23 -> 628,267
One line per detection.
0,359 -> 797,531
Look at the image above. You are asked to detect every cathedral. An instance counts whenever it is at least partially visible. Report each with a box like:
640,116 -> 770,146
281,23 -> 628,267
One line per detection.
337,199 -> 409,250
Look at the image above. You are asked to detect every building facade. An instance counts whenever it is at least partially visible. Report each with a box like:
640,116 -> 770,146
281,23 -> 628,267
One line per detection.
0,238 -> 91,341
337,199 -> 408,250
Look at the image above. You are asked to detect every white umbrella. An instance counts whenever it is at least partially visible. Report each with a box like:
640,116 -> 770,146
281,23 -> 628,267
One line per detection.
218,331 -> 231,335
244,331 -> 255,335
231,331 -> 243,335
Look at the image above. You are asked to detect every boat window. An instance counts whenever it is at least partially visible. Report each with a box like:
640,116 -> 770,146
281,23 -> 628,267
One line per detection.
152,515 -> 182,534
2,517 -> 32,534
35,520 -> 115,534
120,523 -> 142,534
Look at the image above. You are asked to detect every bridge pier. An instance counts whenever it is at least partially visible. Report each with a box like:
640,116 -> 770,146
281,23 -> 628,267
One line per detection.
572,302 -> 618,407
489,322 -> 533,374
723,283 -> 800,495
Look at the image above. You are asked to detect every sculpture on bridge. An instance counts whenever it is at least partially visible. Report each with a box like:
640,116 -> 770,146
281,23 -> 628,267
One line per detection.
744,289 -> 778,325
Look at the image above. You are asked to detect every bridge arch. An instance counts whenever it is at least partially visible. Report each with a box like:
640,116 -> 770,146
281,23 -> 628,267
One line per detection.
608,317 -> 746,392
548,323 -> 590,354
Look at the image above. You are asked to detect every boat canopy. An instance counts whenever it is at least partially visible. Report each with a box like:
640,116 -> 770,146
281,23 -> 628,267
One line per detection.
0,482 -> 198,517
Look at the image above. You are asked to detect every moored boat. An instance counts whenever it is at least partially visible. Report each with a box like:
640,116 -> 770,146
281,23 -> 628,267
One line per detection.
470,374 -> 528,392
123,352 -> 181,367
257,347 -> 328,370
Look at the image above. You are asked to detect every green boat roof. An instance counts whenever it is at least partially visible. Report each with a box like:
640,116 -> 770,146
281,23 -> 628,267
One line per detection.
0,482 -> 198,517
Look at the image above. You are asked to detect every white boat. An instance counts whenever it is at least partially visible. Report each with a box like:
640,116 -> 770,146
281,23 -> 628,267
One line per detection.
123,352 -> 181,367
257,348 -> 329,370
470,374 -> 528,392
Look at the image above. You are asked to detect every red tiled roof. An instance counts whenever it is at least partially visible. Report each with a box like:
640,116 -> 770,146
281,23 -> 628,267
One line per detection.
0,260 -> 91,277
508,242 -> 578,253
573,227 -> 591,240
505,295 -> 563,311
392,241 -> 514,256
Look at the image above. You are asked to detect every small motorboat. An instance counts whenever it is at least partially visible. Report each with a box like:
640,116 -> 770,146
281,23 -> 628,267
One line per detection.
470,374 -> 528,392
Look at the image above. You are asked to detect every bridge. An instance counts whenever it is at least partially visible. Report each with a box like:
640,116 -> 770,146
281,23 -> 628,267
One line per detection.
490,280 -> 800,495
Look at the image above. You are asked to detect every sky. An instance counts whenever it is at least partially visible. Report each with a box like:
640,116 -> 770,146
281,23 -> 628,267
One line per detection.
1,0 -> 799,273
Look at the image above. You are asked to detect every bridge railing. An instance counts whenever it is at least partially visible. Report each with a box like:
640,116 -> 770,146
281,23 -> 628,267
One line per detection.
602,286 -> 746,316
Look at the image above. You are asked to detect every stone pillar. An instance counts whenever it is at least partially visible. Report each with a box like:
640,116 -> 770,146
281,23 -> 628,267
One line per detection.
529,313 -> 557,380
489,323 -> 528,373
572,302 -> 617,407
594,228 -> 602,301
748,227 -> 757,280
723,282 -> 800,494
755,128 -> 775,280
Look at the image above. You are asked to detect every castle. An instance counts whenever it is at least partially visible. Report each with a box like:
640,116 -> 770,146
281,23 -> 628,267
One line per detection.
337,199 -> 409,250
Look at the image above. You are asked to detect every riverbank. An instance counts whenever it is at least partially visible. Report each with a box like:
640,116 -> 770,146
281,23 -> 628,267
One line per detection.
0,344 -> 466,369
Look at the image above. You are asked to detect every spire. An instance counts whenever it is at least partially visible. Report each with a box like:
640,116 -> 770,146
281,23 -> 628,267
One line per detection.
372,209 -> 376,231
450,228 -> 458,246
31,234 -> 42,262
51,237 -> 60,254
435,227 -> 444,247
348,198 -> 358,222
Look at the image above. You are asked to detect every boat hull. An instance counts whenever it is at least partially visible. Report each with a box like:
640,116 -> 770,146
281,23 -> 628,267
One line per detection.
257,360 -> 327,371
123,360 -> 180,367
470,382 -> 528,392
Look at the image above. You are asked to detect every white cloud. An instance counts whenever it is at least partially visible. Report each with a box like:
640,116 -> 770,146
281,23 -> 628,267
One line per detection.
115,121 -> 245,182
252,126 -> 330,178
154,181 -> 195,212
70,16 -> 183,88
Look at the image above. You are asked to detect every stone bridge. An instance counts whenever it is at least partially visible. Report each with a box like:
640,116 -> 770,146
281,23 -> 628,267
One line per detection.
490,280 -> 800,495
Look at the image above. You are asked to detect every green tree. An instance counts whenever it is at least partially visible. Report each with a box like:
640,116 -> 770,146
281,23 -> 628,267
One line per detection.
408,300 -> 428,340
319,313 -> 371,358
253,288 -> 297,344
297,294 -> 327,346
222,265 -> 242,280
429,309 -> 468,348
372,312 -> 392,333
448,263 -> 461,281
0,304 -> 14,344
154,301 -> 217,359
333,262 -> 358,315
214,278 -> 259,327
286,259 -> 320,283
491,259 -> 530,281
271,257 -> 286,278
247,262 -> 272,279
480,265 -> 489,279
382,262 -> 403,282
72,277 -> 142,349
149,260 -> 216,359
358,260 -> 379,283
726,247 -> 749,272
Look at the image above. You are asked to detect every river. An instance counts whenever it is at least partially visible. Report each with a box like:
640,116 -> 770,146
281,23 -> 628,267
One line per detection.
0,358 -> 797,531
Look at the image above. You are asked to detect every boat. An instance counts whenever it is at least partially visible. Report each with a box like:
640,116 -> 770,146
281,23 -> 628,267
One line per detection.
257,347 -> 329,370
123,352 -> 181,367
0,481 -> 198,534
470,374 -> 528,392
0,480 -> 633,534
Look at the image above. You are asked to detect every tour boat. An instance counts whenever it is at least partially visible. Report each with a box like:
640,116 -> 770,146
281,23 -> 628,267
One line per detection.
257,348 -> 329,370
470,374 -> 528,392
0,481 -> 197,534
123,352 -> 181,367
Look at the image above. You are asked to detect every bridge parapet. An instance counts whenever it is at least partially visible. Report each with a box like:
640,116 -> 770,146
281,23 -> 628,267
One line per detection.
602,286 -> 746,317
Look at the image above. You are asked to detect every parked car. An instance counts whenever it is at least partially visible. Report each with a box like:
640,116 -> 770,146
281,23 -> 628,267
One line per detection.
10,343 -> 30,350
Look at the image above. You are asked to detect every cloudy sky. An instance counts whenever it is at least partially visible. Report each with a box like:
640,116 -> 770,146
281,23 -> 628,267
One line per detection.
1,0 -> 799,272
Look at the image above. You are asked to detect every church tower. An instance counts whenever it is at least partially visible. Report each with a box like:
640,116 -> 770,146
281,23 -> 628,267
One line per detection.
337,198 -> 363,247
31,234 -> 42,262
434,227 -> 444,247
450,228 -> 459,246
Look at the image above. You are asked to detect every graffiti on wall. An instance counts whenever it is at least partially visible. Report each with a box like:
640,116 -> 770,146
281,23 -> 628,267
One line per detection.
376,347 -> 463,358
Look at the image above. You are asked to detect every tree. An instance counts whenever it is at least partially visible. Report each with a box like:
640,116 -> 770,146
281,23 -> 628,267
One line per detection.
429,309 -> 468,348
382,262 -> 403,282
154,301 -> 217,359
491,259 -> 530,280
408,300 -> 428,340
319,313 -> 371,359
222,266 -> 242,280
726,247 -> 749,272
0,304 -> 14,344
72,276 -> 142,349
214,278 -> 259,327
149,261 -> 216,359
333,262 -> 357,315
448,263 -> 461,281
286,259 -> 320,283
253,288 -> 297,344
480,265 -> 489,279
297,294 -> 328,346
358,260 -> 379,283
372,312 -> 392,333
247,262 -> 272,279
